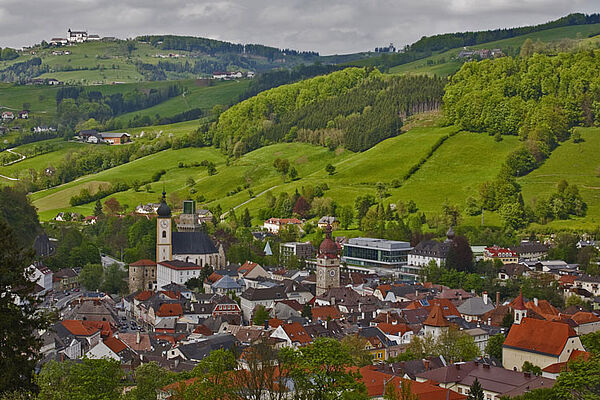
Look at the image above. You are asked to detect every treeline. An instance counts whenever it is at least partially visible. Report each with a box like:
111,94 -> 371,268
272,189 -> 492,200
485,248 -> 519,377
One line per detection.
54,84 -> 182,129
360,13 -> 600,72
410,13 -> 600,53
0,47 -> 19,60
0,57 -> 48,83
238,64 -> 343,101
138,35 -> 318,59
211,67 -> 444,156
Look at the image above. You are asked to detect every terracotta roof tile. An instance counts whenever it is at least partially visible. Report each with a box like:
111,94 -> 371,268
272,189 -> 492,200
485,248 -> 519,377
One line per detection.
103,336 -> 127,354
135,290 -> 154,301
61,320 -> 100,336
311,306 -> 342,321
503,318 -> 578,356
424,304 -> 449,327
156,303 -> 183,317
377,323 -> 411,335
282,322 -> 312,345
130,259 -> 156,266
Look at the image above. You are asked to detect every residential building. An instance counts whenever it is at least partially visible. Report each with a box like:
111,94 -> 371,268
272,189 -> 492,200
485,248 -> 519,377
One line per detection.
240,286 -> 286,322
511,241 -> 549,262
457,292 -> 495,322
408,227 -> 455,267
416,361 -> 555,399
53,268 -> 79,291
422,303 -> 449,339
30,262 -> 53,295
317,216 -> 339,230
502,317 -> 585,371
279,241 -> 314,264
99,132 -> 131,145
483,246 -> 519,264
343,237 -> 413,279
263,217 -> 303,233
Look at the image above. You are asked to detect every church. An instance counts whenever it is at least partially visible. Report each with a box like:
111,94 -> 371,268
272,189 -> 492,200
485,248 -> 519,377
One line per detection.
316,224 -> 341,296
128,192 -> 225,292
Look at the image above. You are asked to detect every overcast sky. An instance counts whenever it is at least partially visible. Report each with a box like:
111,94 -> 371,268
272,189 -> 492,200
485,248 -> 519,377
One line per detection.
0,1 -> 598,54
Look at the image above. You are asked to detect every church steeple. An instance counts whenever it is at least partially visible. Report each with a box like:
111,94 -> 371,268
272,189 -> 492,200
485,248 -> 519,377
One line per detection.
156,190 -> 172,262
316,224 -> 340,296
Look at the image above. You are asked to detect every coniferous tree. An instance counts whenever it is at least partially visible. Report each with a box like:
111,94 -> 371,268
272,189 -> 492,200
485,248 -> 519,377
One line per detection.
468,378 -> 485,400
0,220 -> 49,394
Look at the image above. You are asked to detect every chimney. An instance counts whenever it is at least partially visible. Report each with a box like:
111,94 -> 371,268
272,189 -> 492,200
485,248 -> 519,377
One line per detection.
136,331 -> 140,344
496,291 -> 500,308
482,291 -> 489,305
264,319 -> 270,330
424,359 -> 430,371
534,298 -> 539,307
331,297 -> 335,305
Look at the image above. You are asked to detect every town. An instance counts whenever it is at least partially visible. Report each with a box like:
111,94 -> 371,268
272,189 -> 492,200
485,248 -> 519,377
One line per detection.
19,190 -> 600,399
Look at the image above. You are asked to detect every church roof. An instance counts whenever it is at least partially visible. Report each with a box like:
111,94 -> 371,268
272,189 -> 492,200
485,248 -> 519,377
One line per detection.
172,232 -> 218,255
157,190 -> 171,217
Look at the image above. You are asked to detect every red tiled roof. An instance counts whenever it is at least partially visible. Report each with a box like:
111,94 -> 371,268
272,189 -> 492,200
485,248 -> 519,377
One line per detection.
130,259 -> 156,266
156,303 -> 183,317
84,320 -> 114,337
311,305 -> 342,321
510,291 -> 527,311
103,336 -> 127,354
571,311 -> 600,325
542,350 -> 591,374
282,322 -> 312,345
268,318 -> 284,329
503,318 -> 578,356
192,325 -> 214,336
160,290 -> 180,300
377,323 -> 411,336
206,272 -> 223,283
559,275 -> 577,285
357,366 -> 466,399
238,261 -> 259,276
158,260 -> 202,271
424,304 -> 449,327
61,320 -> 100,336
485,246 -> 518,258
135,290 -> 154,301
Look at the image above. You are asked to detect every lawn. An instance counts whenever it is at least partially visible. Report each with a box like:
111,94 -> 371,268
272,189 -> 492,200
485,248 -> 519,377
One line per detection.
519,127 -> 600,230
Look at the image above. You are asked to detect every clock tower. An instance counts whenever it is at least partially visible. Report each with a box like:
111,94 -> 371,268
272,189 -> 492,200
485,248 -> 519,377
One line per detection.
316,224 -> 340,296
156,190 -> 172,262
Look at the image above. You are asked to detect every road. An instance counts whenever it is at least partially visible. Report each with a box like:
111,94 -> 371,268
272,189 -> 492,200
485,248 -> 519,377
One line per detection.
220,185 -> 278,220
53,292 -> 82,310
101,254 -> 126,269
0,148 -> 25,181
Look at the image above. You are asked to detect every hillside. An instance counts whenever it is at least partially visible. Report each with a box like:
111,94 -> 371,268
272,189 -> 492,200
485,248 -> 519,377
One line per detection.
390,23 -> 600,76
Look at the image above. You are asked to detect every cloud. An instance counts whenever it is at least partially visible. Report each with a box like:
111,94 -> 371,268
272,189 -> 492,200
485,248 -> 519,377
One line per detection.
0,0 -> 598,54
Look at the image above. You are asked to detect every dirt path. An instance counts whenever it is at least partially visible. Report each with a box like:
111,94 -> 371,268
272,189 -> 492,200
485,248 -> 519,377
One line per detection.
220,185 -> 278,220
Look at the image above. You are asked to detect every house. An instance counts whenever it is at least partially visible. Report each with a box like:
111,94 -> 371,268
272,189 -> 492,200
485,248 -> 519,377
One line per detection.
279,242 -> 314,264
456,292 -> 495,322
483,246 -> 519,264
211,275 -> 244,295
99,132 -> 131,145
47,78 -> 62,85
211,295 -> 242,318
272,299 -> 304,320
573,275 -> 600,297
263,218 -> 303,234
502,317 -> 585,371
318,216 -> 339,230
52,320 -> 102,359
166,334 -> 238,362
18,110 -> 29,119
270,322 -> 312,347
30,262 -> 53,295
464,328 -> 489,354
50,37 -> 68,46
53,268 -> 79,291
237,261 -> 269,280
498,263 -> 530,281
511,241 -> 549,262
240,286 -> 286,322
87,336 -> 131,364
541,350 -> 591,379
421,304 -> 449,339
408,228 -> 455,267
1,111 -> 14,121
415,361 -> 555,399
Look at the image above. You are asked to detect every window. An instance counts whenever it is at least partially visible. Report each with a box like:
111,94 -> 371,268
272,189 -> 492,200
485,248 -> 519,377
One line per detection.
162,231 -> 166,238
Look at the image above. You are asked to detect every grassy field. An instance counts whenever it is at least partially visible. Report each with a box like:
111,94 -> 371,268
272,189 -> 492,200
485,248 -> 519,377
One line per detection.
519,127 -> 600,230
113,79 -> 250,124
389,23 -> 600,76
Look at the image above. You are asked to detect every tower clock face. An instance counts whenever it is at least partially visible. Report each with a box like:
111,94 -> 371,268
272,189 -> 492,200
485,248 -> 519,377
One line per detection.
329,269 -> 336,277
160,220 -> 169,228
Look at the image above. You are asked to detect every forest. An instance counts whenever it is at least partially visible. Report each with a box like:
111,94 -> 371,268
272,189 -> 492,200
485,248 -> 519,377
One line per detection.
211,67 -> 444,156
137,35 -> 319,59
0,58 -> 49,83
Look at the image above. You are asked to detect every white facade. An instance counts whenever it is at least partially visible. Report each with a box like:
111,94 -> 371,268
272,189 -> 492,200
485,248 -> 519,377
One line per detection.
156,262 -> 202,290
407,253 -> 444,267
86,341 -> 119,361
30,264 -> 53,294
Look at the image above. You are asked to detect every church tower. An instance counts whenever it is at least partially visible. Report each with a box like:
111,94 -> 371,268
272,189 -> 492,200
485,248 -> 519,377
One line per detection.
316,224 -> 340,296
156,190 -> 172,262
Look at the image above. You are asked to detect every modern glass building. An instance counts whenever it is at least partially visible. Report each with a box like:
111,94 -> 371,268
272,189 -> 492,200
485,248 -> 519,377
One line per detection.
342,237 -> 416,280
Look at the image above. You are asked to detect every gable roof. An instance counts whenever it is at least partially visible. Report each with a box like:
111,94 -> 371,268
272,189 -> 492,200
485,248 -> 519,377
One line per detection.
171,231 -> 218,255
241,286 -> 286,301
61,320 -> 100,336
424,304 -> 449,327
311,306 -> 342,321
158,260 -> 202,270
457,296 -> 495,316
238,261 -> 260,276
130,259 -> 156,266
156,303 -> 183,317
103,336 -> 127,354
503,318 -> 578,356
281,322 -> 312,345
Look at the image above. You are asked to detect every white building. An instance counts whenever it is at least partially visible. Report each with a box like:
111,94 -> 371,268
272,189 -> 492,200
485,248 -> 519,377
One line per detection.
156,260 -> 203,290
30,262 -> 53,295
67,29 -> 88,43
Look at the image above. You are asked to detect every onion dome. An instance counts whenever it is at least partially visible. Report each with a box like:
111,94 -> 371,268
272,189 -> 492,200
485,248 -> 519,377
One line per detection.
446,226 -> 455,241
319,224 -> 339,257
157,190 -> 171,217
